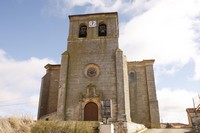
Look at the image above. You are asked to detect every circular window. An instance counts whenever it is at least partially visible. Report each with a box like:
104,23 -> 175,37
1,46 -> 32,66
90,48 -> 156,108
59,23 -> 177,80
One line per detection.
87,67 -> 97,77
84,64 -> 100,78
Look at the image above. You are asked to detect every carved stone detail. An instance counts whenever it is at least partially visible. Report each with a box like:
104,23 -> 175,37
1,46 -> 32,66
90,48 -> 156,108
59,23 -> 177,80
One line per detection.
81,83 -> 100,98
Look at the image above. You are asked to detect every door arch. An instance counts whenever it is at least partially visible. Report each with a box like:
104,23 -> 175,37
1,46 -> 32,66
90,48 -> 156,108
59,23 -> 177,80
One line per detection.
84,102 -> 98,121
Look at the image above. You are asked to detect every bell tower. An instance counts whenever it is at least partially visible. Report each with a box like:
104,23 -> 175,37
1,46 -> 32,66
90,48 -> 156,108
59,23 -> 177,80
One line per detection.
38,12 -> 160,129
56,12 -> 131,122
68,12 -> 119,40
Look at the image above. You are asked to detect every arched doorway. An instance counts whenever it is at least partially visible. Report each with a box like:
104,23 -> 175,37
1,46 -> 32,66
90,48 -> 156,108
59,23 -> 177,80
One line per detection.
84,102 -> 98,121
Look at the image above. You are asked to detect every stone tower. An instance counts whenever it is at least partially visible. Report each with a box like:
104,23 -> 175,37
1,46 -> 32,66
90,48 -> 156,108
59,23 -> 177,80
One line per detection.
37,12 -> 160,128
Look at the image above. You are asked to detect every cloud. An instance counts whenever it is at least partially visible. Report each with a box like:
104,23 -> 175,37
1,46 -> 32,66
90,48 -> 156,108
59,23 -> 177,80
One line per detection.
157,88 -> 198,124
43,0 -> 130,18
114,0 -> 200,83
193,55 -> 200,80
0,49 -> 55,118
44,0 -> 200,80
119,0 -> 200,79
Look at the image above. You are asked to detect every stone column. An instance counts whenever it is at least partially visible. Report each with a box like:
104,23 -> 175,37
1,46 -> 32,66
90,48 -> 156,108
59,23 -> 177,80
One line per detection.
57,51 -> 69,120
115,49 -> 131,122
37,73 -> 50,119
144,60 -> 160,128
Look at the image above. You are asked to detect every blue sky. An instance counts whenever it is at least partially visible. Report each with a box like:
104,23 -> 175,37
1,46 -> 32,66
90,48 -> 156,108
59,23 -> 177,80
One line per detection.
0,0 -> 67,60
0,0 -> 200,124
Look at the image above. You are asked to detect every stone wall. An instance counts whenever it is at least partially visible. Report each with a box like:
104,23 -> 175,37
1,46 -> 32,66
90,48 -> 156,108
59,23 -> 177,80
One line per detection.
145,61 -> 160,128
187,108 -> 200,133
193,119 -> 200,133
113,122 -> 146,133
57,51 -> 69,120
128,61 -> 151,127
64,13 -> 120,122
115,49 -> 131,122
128,60 -> 160,128
38,72 -> 50,119
38,64 -> 60,119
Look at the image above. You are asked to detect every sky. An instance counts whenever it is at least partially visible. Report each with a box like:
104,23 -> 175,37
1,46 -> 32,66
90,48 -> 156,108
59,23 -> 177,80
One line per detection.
0,0 -> 200,124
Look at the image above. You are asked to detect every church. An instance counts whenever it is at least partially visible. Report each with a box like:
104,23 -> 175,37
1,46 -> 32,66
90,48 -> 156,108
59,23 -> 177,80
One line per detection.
37,12 -> 160,128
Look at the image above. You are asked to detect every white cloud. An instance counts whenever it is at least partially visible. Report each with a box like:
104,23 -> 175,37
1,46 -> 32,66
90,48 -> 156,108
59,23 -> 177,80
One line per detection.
193,95 -> 200,108
193,55 -> 200,80
43,0 -> 130,17
45,0 -> 200,80
119,0 -> 200,79
120,0 -> 200,64
0,49 -> 55,118
157,88 -> 198,124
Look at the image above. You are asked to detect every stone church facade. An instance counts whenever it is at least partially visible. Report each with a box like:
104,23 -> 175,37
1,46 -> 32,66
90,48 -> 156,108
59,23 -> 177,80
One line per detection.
37,12 -> 160,128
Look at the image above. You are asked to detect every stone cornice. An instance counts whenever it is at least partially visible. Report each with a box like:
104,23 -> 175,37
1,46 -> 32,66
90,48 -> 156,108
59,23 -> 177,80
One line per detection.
128,59 -> 155,66
45,64 -> 61,70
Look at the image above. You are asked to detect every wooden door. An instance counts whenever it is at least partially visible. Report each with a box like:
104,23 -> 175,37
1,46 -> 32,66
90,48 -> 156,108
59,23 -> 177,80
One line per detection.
84,102 -> 98,121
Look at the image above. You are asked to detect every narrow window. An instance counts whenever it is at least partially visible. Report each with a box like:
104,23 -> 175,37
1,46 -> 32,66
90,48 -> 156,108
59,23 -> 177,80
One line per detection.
98,24 -> 107,36
79,25 -> 87,38
130,72 -> 135,81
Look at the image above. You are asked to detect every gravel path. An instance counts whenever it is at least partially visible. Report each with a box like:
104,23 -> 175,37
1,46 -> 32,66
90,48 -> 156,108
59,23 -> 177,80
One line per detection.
143,128 -> 193,133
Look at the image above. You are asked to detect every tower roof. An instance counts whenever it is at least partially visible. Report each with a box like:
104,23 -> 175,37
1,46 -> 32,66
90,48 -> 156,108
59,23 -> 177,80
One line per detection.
68,12 -> 118,18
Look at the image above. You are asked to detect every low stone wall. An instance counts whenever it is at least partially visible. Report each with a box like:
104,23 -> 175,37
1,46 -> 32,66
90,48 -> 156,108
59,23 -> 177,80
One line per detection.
113,121 -> 146,133
100,124 -> 114,133
39,112 -> 57,121
193,119 -> 200,133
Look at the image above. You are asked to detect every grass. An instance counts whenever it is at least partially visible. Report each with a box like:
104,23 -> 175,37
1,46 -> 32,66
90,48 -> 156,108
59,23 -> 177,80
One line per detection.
31,121 -> 100,133
0,116 -> 100,133
0,116 -> 33,133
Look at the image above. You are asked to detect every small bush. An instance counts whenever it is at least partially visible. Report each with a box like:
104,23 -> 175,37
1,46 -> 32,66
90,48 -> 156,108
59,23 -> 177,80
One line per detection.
31,121 -> 75,133
75,121 -> 99,133
31,121 -> 100,133
0,116 -> 34,133
0,118 -> 15,133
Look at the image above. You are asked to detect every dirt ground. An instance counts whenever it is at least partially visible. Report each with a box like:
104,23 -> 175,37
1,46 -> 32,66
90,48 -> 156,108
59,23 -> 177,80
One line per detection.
143,128 -> 193,133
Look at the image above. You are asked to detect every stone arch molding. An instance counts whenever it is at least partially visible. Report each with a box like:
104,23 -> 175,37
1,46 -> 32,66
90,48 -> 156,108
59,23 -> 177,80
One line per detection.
79,83 -> 102,121
80,97 -> 102,121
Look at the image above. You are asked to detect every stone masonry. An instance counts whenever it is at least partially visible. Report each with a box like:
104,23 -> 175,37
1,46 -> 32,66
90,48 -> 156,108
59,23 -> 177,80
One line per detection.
37,12 -> 160,128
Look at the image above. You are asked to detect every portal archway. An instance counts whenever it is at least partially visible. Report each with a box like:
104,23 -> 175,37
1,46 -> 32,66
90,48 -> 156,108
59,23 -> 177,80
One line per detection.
84,102 -> 98,121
